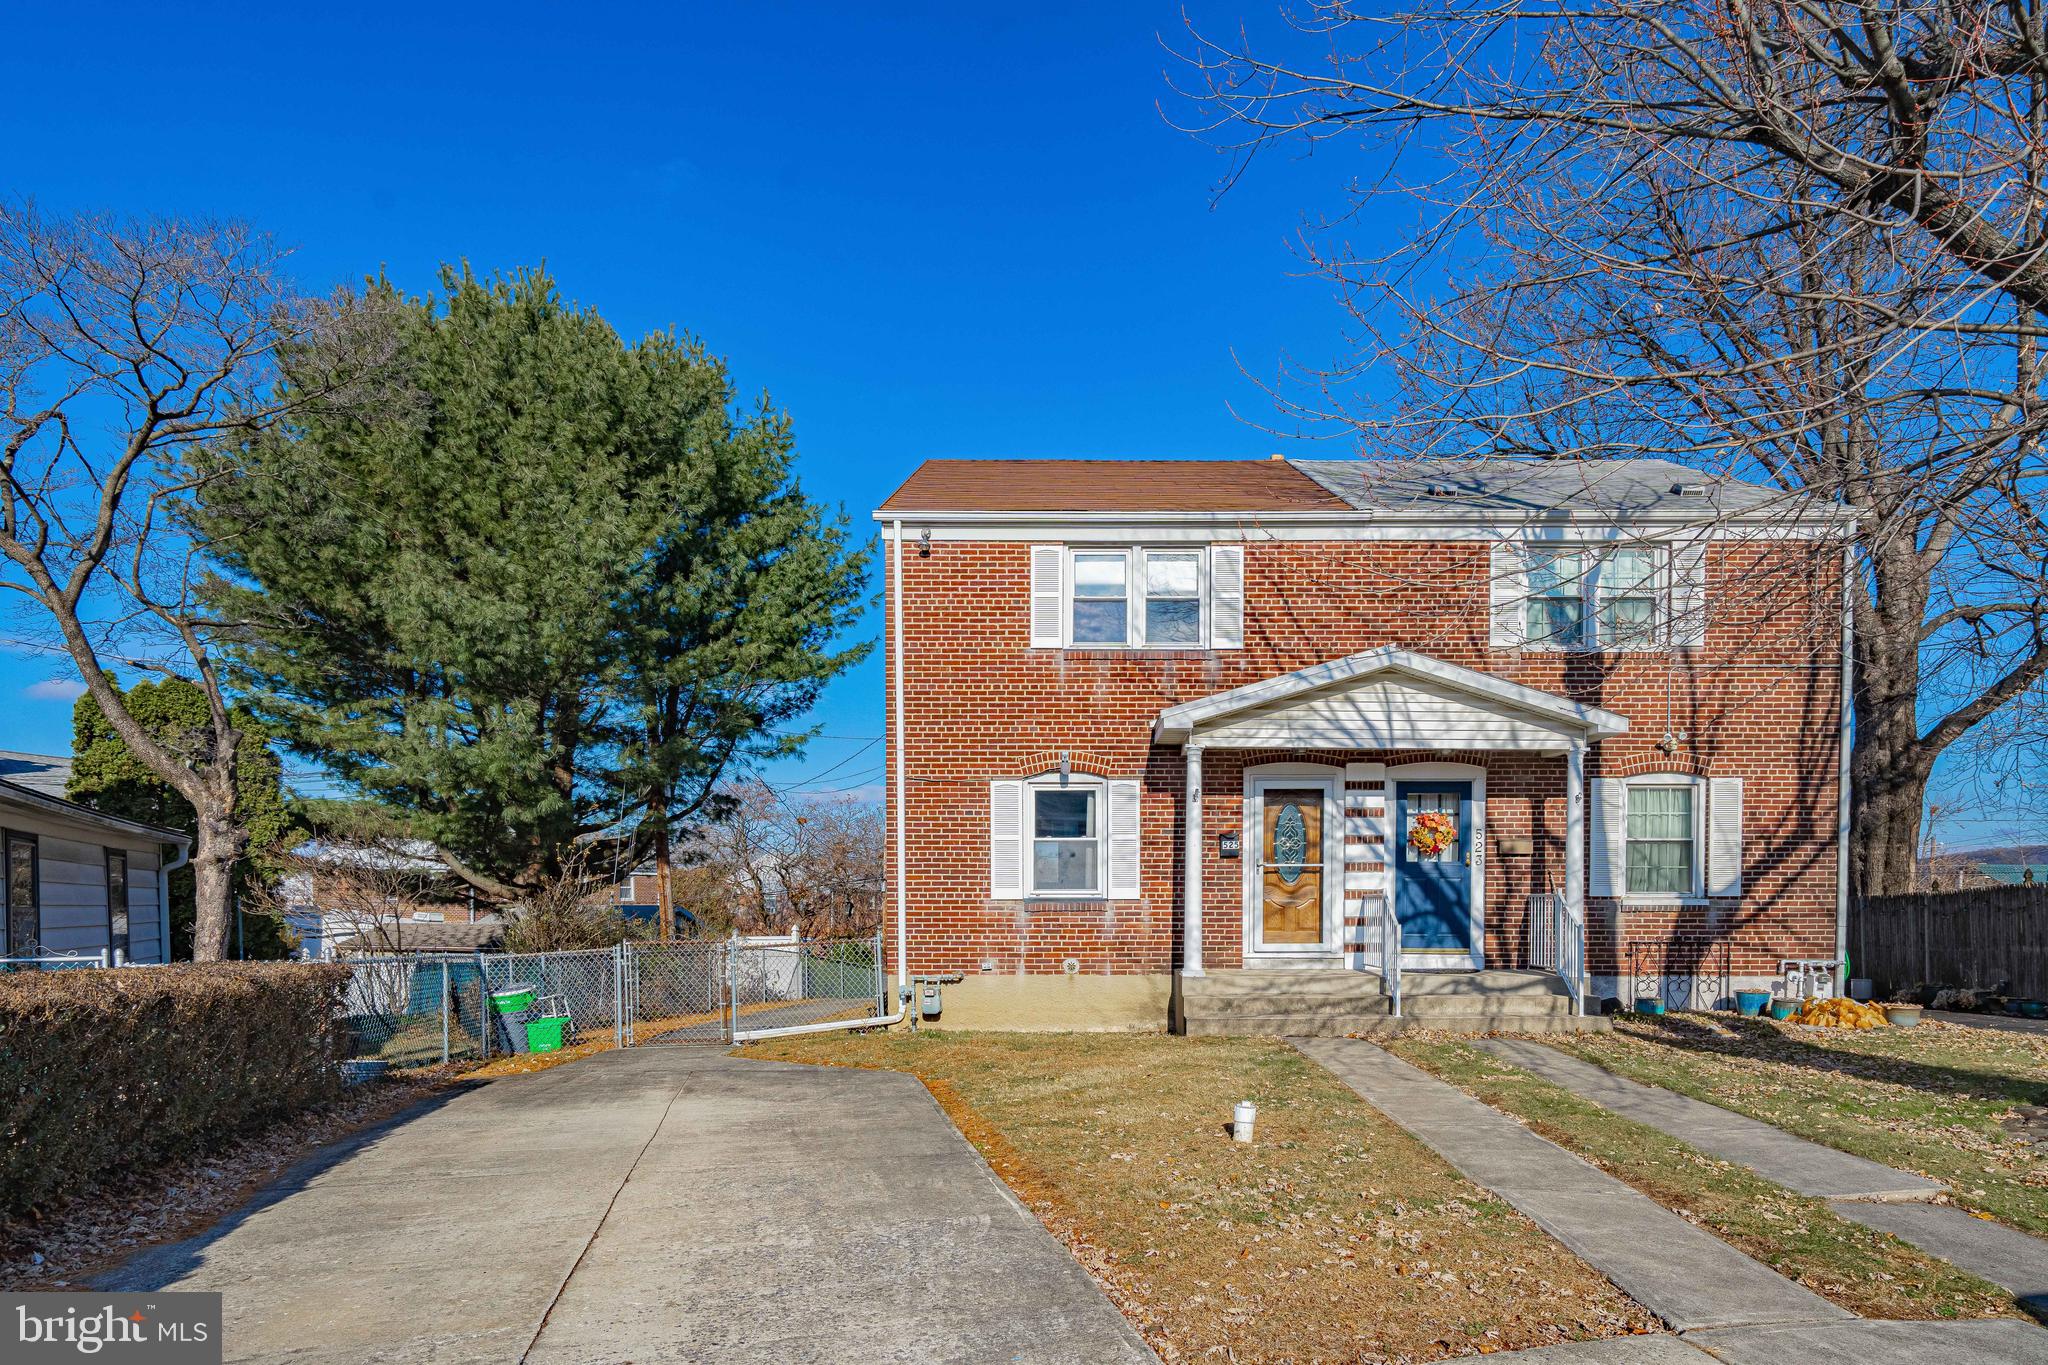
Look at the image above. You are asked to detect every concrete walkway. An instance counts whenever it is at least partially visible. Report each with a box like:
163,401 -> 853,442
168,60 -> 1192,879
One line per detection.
1292,1038 -> 1850,1332
1295,1040 -> 2048,1365
1474,1039 -> 1944,1201
1476,1038 -> 2048,1312
100,1047 -> 1154,1364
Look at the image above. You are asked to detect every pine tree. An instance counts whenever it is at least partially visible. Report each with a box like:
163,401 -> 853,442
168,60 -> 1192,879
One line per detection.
194,266 -> 868,901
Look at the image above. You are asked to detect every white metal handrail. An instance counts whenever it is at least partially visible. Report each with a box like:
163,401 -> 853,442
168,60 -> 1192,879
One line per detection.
1380,892 -> 1402,1018
1527,889 -> 1584,1017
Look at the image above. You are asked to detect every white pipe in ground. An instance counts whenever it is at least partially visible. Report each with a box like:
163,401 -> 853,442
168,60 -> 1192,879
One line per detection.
1233,1100 -> 1257,1143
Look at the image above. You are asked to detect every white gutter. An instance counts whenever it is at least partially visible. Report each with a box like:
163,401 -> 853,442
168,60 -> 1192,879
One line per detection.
866,507 -> 1863,530
1838,541 -> 1855,977
891,518 -> 909,1001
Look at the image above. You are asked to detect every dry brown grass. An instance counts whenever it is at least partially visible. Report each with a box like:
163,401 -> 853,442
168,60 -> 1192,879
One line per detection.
1392,1038 -> 2018,1322
1549,1015 -> 2048,1237
748,1030 -> 1656,1363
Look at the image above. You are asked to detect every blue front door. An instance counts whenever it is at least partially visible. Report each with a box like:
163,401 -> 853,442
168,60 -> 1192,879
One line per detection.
1394,781 -> 1474,954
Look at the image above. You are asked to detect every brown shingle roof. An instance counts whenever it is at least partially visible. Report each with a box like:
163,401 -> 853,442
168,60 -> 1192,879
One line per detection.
875,460 -> 1352,514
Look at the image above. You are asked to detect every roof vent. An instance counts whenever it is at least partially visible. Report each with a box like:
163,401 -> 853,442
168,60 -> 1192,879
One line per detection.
1670,480 -> 1712,496
1425,484 -> 1454,497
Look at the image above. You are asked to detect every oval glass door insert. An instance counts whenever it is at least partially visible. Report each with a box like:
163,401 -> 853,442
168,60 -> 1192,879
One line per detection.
1272,802 -> 1307,884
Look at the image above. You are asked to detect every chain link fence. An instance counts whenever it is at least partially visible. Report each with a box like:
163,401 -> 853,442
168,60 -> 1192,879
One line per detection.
333,932 -> 893,1066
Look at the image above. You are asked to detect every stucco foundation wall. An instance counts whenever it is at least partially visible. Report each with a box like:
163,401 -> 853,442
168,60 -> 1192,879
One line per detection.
917,973 -> 1172,1032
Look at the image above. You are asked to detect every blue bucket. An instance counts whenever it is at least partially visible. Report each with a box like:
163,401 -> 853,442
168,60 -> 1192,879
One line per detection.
1633,996 -> 1665,1016
1735,990 -> 1771,1018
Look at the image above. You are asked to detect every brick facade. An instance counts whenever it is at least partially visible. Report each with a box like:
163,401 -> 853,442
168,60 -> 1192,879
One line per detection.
885,534 -> 1846,993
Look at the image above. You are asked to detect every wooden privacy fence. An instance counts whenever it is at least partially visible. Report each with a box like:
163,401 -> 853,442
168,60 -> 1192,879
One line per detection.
1855,887 -> 2048,995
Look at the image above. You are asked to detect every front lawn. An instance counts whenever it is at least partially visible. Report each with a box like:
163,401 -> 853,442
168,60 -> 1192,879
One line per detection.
1547,1016 -> 2048,1236
1389,1039 -> 2017,1322
747,1031 -> 1654,1362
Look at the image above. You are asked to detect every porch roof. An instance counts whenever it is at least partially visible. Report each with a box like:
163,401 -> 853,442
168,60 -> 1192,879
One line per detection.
1152,646 -> 1630,750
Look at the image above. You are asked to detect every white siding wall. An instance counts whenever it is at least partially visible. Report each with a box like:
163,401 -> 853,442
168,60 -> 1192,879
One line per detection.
0,801 -> 176,964
1199,677 -> 1578,751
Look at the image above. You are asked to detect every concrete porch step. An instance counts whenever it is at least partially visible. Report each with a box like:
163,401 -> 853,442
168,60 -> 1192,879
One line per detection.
1184,1011 -> 1611,1038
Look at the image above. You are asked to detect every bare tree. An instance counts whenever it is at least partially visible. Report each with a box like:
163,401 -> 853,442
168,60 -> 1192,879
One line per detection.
676,781 -> 884,937
0,203 -> 384,957
1176,1 -> 2048,890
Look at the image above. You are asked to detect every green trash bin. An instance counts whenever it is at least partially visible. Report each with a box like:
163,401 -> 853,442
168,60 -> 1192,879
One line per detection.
526,1016 -> 568,1053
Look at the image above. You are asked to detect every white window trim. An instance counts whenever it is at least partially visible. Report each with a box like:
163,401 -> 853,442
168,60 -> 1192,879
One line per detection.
1062,546 -> 1209,650
1025,774 -> 1106,899
1519,543 -> 1672,654
1619,772 -> 1706,905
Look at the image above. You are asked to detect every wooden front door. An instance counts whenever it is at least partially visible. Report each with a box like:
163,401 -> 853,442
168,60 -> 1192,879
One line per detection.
1257,787 -> 1327,950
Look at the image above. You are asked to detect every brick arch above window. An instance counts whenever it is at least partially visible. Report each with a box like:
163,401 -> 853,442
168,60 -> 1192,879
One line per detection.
1005,750 -> 1121,780
1600,751 -> 1711,779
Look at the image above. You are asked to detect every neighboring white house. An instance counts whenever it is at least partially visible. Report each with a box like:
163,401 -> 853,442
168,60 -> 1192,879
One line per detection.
0,769 -> 188,966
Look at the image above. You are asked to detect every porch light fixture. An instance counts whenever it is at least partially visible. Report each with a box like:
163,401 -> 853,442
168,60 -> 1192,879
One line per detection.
917,526 -> 932,557
1059,750 -> 1071,784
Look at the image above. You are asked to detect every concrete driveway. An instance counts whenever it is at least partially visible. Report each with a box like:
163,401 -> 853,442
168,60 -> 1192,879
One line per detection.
101,1048 -> 1155,1364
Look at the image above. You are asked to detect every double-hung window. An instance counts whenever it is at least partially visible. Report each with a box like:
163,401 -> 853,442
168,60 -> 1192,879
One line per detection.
1031,785 -> 1101,896
1595,547 -> 1659,648
1067,548 -> 1206,648
1625,784 -> 1697,897
1518,544 -> 1666,651
1143,550 -> 1203,644
1525,549 -> 1587,647
1071,552 -> 1131,645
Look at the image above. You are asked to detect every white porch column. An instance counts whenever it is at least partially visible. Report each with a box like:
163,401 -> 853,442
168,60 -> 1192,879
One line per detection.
1565,740 -> 1586,914
1565,740 -> 1586,1009
1183,743 -> 1204,977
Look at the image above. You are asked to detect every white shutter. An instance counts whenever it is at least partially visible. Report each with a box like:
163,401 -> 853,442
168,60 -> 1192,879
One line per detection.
1030,545 -> 1064,648
1107,779 -> 1141,899
1490,540 -> 1527,648
1589,778 -> 1627,898
1707,777 -> 1743,898
1208,544 -> 1244,649
990,781 -> 1024,899
1668,537 -> 1708,648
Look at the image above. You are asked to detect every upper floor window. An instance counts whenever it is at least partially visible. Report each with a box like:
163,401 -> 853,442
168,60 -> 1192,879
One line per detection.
1034,544 -> 1244,650
1072,552 -> 1131,645
1495,540 -> 1697,651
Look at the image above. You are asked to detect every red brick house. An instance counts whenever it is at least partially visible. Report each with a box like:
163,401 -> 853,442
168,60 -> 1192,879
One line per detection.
877,458 -> 1855,1031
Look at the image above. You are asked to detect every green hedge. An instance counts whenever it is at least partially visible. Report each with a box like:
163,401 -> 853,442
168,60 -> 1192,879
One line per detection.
0,962 -> 351,1218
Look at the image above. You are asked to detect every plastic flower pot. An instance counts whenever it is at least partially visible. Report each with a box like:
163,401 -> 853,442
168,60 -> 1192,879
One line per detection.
525,1016 -> 568,1053
1883,1004 -> 1923,1028
1735,990 -> 1771,1017
1769,999 -> 1799,1021
1633,996 -> 1665,1016
2023,1001 -> 2047,1020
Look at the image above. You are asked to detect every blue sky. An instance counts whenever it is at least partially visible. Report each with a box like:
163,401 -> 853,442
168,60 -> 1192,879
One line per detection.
2,3 -> 2032,849
1,2 -> 1355,802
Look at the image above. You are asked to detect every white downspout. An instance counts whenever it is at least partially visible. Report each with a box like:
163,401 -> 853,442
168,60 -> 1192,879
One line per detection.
160,837 -> 191,965
1183,744 -> 1204,977
891,518 -> 910,1001
1837,542 -> 1855,979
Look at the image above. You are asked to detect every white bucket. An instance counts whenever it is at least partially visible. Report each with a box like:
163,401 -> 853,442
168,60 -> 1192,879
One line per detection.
1232,1100 -> 1257,1143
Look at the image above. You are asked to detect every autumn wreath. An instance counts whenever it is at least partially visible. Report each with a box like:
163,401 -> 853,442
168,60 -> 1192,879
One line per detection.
1408,809 -> 1458,858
